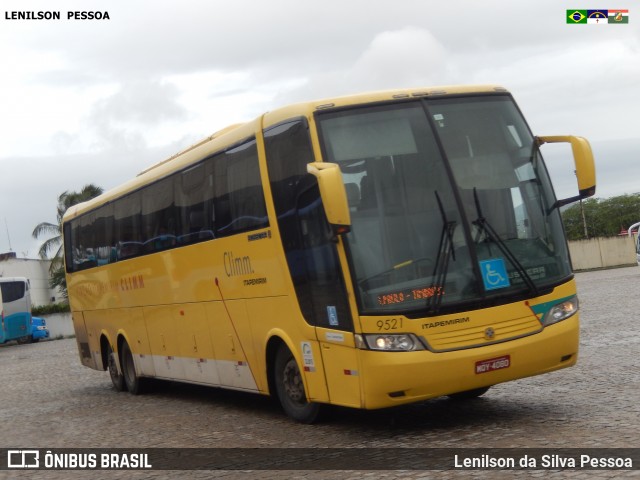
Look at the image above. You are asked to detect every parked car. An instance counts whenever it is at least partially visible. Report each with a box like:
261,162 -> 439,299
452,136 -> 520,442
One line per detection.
30,317 -> 50,342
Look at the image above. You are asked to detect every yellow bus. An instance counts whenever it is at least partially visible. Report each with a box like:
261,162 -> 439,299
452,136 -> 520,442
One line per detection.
63,85 -> 596,422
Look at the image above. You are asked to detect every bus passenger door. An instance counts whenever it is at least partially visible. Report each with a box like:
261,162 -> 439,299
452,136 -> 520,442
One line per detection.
295,184 -> 362,408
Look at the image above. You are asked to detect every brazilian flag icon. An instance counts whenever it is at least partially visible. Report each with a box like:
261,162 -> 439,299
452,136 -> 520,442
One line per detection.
567,10 -> 587,24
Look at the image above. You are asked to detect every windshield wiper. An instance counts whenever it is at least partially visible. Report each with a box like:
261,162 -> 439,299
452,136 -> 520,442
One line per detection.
426,191 -> 456,314
472,188 -> 539,296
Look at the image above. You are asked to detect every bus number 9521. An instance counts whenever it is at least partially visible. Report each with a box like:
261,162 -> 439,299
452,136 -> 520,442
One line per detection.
376,318 -> 404,331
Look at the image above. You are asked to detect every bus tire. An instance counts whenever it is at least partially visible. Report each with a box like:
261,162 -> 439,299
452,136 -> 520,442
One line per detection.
448,386 -> 491,400
274,344 -> 321,424
120,340 -> 146,395
107,344 -> 126,392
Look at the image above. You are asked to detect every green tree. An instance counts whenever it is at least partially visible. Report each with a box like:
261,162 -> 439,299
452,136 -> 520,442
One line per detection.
598,194 -> 640,235
32,184 -> 104,297
562,193 -> 640,241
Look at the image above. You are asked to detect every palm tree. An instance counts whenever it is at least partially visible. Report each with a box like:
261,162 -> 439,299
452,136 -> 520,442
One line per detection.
32,184 -> 104,297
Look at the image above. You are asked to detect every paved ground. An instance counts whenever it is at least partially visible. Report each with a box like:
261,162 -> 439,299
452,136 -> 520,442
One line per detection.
1,267 -> 639,479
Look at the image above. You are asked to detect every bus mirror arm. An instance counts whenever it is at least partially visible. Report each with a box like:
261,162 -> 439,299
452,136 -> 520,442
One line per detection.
306,162 -> 352,235
550,194 -> 586,212
536,135 -> 597,210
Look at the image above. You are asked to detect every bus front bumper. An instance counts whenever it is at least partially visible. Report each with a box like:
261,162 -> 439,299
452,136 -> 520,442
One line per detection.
357,314 -> 579,410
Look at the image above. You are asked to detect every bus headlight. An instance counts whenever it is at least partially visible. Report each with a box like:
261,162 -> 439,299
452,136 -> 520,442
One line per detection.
356,333 -> 426,351
542,296 -> 578,326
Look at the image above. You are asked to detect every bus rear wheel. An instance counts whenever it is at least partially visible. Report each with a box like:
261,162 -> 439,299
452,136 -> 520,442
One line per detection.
107,344 -> 125,392
274,344 -> 321,423
120,340 -> 146,395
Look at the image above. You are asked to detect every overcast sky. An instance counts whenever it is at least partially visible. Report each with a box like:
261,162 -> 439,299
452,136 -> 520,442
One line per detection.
1,0 -> 638,257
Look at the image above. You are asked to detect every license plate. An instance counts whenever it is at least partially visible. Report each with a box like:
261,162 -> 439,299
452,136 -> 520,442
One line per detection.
475,355 -> 510,374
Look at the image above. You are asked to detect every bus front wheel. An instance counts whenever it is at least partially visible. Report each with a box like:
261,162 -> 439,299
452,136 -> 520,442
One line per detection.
107,343 -> 125,392
120,340 -> 146,395
274,344 -> 321,423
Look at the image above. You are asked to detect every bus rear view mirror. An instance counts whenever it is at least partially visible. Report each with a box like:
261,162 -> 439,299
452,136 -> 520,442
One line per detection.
537,135 -> 596,209
306,162 -> 351,234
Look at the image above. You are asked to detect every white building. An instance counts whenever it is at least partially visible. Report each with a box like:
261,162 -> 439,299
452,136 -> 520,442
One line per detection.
0,252 -> 60,306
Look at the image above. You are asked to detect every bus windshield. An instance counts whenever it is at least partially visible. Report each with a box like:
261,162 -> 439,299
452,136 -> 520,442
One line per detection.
317,95 -> 571,315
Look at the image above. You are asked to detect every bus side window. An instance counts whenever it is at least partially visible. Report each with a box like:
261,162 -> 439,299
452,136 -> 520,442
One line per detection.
176,161 -> 216,245
0,281 -> 25,303
296,185 -> 353,330
214,139 -> 269,237
264,119 -> 352,331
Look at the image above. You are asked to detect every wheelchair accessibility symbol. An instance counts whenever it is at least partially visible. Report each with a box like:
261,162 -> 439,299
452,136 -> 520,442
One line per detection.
479,258 -> 511,291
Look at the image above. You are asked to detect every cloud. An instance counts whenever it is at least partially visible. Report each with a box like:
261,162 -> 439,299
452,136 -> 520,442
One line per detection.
475,36 -> 640,140
276,26 -> 449,104
350,27 -> 448,89
10,0 -> 544,82
89,80 -> 187,126
50,80 -> 190,153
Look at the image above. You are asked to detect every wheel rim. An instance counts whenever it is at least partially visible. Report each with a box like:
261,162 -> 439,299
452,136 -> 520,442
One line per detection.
282,358 -> 306,406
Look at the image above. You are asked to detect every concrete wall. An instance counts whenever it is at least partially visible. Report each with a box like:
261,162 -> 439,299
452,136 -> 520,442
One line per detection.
569,236 -> 638,271
41,313 -> 74,338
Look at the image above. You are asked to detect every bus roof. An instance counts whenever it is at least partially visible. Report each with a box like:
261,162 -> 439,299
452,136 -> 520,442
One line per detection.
262,84 -> 508,127
63,84 -> 508,221
0,277 -> 29,283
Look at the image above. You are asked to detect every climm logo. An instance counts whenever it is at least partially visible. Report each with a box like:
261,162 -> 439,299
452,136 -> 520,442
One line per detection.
224,251 -> 254,277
